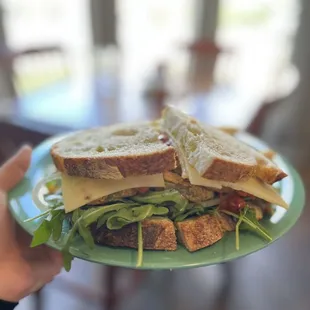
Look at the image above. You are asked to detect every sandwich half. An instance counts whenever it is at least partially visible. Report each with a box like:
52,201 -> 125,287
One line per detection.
28,107 -> 288,270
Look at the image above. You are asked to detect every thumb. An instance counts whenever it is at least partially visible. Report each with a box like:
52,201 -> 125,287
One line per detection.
0,145 -> 32,192
0,190 -> 18,253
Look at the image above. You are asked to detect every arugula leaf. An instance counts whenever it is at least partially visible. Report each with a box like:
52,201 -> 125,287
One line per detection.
78,221 -> 95,249
30,220 -> 52,247
106,207 -> 152,230
72,209 -> 82,224
132,189 -> 186,205
28,188 -> 76,271
199,198 -> 220,209
62,250 -> 74,272
235,208 -> 247,250
29,209 -> 74,272
170,199 -> 189,219
50,211 -> 65,241
66,201 -> 123,247
24,210 -> 50,223
174,207 -> 204,222
106,205 -> 169,230
136,222 -> 143,268
62,222 -> 79,251
97,211 -> 117,229
239,208 -> 272,241
222,207 -> 272,247
82,203 -> 133,227
173,200 -> 219,221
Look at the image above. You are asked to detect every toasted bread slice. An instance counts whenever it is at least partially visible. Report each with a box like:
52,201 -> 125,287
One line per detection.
164,171 -> 214,202
51,122 -> 177,179
92,218 -> 177,250
162,106 -> 286,184
215,213 -> 236,232
175,214 -> 224,252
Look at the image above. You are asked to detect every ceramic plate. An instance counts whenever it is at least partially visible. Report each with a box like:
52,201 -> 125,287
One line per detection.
8,132 -> 305,269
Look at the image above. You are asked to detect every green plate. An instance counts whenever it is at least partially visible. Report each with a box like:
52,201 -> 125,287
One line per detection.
8,132 -> 305,270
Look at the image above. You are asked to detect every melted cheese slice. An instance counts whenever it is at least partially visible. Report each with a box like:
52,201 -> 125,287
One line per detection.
187,165 -> 288,209
62,173 -> 165,213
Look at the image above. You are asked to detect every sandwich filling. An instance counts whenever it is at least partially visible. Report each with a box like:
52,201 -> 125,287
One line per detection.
29,159 -> 284,271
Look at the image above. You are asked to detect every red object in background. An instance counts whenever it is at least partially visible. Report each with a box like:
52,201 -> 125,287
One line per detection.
183,38 -> 231,92
185,38 -> 232,56
187,39 -> 222,55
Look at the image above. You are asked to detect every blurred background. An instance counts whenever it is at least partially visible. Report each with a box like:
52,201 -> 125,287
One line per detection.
0,0 -> 309,309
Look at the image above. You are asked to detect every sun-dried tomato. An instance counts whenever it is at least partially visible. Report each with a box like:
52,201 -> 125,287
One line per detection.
236,190 -> 255,199
137,187 -> 149,194
220,192 -> 246,213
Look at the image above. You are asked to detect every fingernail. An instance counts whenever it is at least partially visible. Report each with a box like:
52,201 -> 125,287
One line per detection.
30,281 -> 44,294
15,145 -> 32,158
49,249 -> 63,265
20,144 -> 32,152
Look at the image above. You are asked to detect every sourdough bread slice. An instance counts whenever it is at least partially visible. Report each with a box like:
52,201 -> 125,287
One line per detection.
176,214 -> 224,252
162,106 -> 286,184
92,217 -> 177,250
51,122 -> 177,180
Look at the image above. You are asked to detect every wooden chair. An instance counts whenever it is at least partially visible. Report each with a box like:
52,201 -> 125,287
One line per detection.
246,97 -> 286,137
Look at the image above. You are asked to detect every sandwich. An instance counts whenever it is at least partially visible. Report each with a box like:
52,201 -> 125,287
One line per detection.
28,106 -> 288,271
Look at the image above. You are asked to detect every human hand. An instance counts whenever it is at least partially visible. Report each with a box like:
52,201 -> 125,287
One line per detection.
0,145 -> 63,302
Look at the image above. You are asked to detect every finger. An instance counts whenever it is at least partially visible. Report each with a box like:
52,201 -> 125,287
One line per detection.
15,223 -> 32,249
28,251 -> 63,285
0,259 -> 34,302
0,190 -> 17,250
22,243 -> 63,268
45,247 -> 64,267
30,282 -> 45,294
7,245 -> 63,298
0,145 -> 32,192
0,255 -> 61,302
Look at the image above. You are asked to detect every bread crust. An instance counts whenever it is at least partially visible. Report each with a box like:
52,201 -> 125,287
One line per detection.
175,214 -> 224,252
51,146 -> 177,179
162,106 -> 287,184
51,108 -> 287,184
202,157 -> 255,182
51,122 -> 178,179
92,218 -> 177,250
255,156 -> 287,184
92,214 -> 236,252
